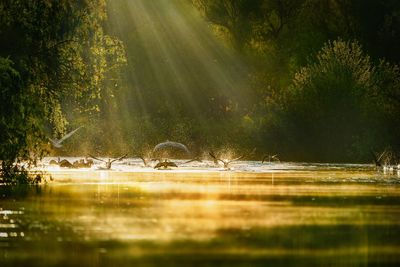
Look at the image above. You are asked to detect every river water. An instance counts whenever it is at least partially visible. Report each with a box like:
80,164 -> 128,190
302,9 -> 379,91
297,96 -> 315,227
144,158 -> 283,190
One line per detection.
1,159 -> 400,266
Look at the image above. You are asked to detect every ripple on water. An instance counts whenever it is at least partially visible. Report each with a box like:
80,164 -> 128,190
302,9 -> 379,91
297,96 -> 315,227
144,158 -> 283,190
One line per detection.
1,163 -> 400,266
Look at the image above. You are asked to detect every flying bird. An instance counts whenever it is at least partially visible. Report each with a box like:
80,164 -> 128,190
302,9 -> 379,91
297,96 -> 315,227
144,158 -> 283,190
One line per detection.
136,155 -> 157,167
49,126 -> 82,148
89,154 -> 127,170
209,148 -> 255,169
209,151 -> 243,169
208,148 -> 256,169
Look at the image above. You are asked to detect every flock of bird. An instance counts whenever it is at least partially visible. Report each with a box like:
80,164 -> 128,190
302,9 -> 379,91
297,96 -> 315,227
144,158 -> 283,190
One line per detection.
49,127 -> 399,172
48,142 -> 280,170
47,127 -> 280,170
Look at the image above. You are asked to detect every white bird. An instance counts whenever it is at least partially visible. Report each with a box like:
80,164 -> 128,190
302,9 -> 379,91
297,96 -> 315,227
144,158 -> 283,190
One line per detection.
88,154 -> 127,170
153,141 -> 191,156
209,148 -> 255,169
209,151 -> 243,169
49,127 -> 82,148
136,155 -> 157,167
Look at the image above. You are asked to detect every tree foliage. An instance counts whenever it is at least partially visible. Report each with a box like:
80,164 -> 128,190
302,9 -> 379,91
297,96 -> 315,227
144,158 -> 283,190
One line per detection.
282,40 -> 374,160
0,0 -> 126,182
192,0 -> 400,162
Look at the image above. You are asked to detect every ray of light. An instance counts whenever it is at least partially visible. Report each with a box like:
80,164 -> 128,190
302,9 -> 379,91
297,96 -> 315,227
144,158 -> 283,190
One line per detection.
105,0 -> 254,146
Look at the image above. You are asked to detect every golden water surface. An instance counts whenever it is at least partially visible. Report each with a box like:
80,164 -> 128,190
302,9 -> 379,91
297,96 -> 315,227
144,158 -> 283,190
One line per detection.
1,163 -> 400,266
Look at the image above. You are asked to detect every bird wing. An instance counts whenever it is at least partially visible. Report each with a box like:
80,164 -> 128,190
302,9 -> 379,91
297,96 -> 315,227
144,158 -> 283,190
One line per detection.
371,150 -> 384,166
48,138 -> 62,148
49,137 -> 59,144
167,162 -> 178,167
377,150 -> 387,162
137,156 -> 147,165
153,141 -> 191,155
153,142 -> 164,152
136,155 -> 156,164
154,162 -> 162,169
110,154 -> 128,163
209,151 -> 218,160
184,158 -> 202,164
58,126 -> 82,143
262,155 -> 269,163
208,151 -> 227,165
177,143 -> 191,155
271,154 -> 280,161
88,155 -> 106,163
219,159 -> 229,165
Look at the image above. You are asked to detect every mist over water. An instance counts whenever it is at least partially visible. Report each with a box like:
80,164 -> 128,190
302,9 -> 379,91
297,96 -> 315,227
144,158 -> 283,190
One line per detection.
101,0 -> 255,151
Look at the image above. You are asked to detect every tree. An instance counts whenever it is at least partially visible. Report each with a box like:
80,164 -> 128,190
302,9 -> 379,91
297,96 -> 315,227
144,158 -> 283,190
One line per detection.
0,0 -> 126,183
282,39 -> 400,161
192,0 -> 304,51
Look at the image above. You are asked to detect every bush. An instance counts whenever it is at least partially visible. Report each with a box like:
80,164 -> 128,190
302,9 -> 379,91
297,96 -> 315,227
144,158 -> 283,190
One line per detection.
281,39 -> 399,162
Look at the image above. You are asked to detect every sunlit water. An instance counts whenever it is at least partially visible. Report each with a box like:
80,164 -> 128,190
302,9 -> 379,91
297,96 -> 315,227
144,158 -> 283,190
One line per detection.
1,158 -> 400,266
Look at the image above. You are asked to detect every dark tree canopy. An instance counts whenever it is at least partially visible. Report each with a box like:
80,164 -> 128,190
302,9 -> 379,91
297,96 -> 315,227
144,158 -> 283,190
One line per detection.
0,0 -> 125,183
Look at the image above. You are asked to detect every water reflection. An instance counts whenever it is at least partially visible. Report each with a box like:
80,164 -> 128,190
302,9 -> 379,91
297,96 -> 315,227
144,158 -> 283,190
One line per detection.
1,165 -> 400,266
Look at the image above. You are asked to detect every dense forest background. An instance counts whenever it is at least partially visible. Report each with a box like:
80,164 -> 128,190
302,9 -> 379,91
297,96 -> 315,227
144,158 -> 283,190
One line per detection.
103,0 -> 400,162
1,0 -> 400,173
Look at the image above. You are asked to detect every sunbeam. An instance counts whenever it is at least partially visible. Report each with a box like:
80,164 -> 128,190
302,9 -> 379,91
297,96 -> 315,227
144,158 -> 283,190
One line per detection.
105,0 -> 253,148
